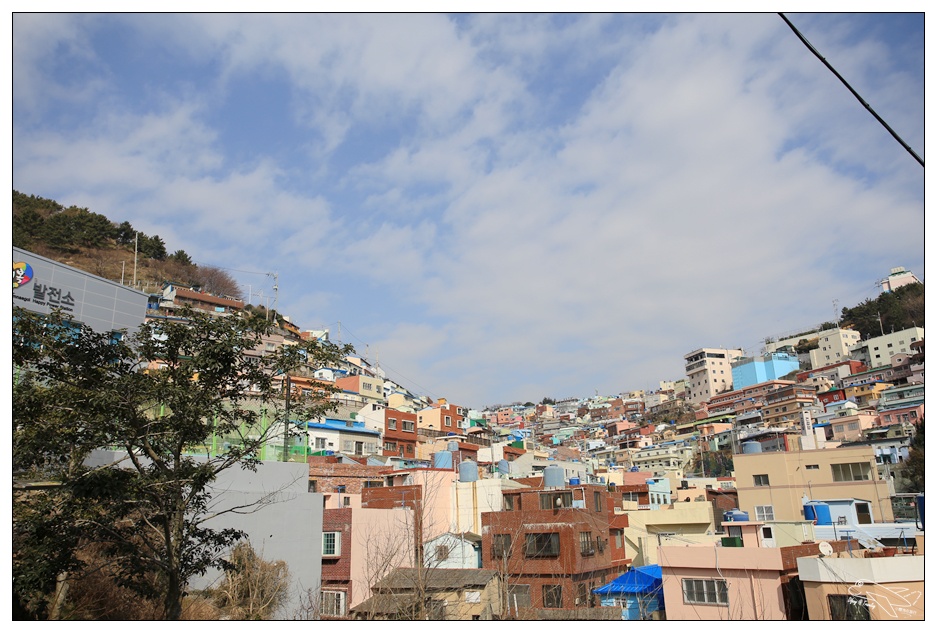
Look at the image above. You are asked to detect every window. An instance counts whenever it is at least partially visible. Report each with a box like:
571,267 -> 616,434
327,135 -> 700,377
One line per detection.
542,584 -> 562,608
508,585 -> 531,609
539,491 -> 573,509
445,415 -> 452,427
322,532 -> 341,557
435,544 -> 450,561
806,464 -> 819,470
525,532 -> 560,558
832,462 -> 871,482
308,480 -> 317,493
388,418 -> 397,429
682,579 -> 728,605
579,531 -> 595,556
321,590 -> 346,617
754,505 -> 775,521
402,420 -> 415,432
828,594 -> 870,620
753,474 -> 770,487
491,534 -> 512,558
504,495 -> 520,511
594,491 -> 603,512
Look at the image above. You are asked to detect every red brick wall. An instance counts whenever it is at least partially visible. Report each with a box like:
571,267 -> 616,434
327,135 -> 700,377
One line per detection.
321,507 -> 353,589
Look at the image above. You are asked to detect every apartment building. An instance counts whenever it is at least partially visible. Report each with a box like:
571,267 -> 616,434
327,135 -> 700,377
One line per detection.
850,326 -> 925,369
733,445 -> 894,523
418,398 -> 467,435
684,347 -> 744,405
808,327 -> 862,370
731,352 -> 800,390
480,482 -> 630,615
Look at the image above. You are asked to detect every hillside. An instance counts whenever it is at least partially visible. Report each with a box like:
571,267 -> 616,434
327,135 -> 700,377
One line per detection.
13,190 -> 243,300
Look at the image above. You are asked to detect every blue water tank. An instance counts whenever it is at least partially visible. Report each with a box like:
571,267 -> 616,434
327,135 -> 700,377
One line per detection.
569,477 -> 581,486
497,459 -> 510,475
544,464 -> 565,488
459,459 -> 479,483
724,510 -> 749,522
741,441 -> 763,454
804,501 -> 833,526
630,466 -> 640,472
433,451 -> 453,469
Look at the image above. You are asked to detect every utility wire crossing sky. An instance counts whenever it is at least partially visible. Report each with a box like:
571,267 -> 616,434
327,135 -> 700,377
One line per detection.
12,12 -> 925,407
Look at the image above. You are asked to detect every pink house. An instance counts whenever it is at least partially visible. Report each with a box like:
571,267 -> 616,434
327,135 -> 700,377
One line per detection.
659,520 -> 848,620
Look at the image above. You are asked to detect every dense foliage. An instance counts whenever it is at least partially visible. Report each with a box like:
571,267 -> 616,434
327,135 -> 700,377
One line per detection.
840,282 -> 925,340
13,306 -> 352,620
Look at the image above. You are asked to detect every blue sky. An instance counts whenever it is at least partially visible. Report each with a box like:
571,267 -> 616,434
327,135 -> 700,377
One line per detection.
11,11 -> 925,409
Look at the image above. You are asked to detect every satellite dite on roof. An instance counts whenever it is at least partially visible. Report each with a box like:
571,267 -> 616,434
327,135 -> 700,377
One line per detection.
818,541 -> 834,557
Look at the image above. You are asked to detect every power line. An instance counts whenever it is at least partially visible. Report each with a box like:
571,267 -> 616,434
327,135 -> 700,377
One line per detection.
778,13 -> 923,168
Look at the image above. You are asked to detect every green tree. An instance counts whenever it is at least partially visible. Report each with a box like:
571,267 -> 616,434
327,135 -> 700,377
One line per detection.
138,234 -> 168,260
115,221 -> 136,246
898,420 -> 924,493
13,306 -> 353,620
168,250 -> 194,267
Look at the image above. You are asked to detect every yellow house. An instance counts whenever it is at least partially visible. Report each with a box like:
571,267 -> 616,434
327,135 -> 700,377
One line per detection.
734,445 -> 894,523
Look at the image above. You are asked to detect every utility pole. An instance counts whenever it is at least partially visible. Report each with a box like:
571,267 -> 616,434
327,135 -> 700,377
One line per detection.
133,232 -> 138,288
282,374 -> 292,462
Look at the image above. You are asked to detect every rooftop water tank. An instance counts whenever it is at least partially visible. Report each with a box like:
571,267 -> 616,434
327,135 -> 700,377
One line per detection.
497,459 -> 510,475
723,509 -> 749,522
569,477 -> 581,486
459,459 -> 479,483
448,441 -> 460,452
741,441 -> 763,454
543,464 -> 565,488
804,501 -> 833,526
433,450 -> 453,469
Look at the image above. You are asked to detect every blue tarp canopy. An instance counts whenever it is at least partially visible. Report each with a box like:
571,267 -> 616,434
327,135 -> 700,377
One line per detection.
593,565 -> 662,595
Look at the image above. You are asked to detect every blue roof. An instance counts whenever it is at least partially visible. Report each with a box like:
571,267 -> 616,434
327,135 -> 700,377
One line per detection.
593,565 -> 662,595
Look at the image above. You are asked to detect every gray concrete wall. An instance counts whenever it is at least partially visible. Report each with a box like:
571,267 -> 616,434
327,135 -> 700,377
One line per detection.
85,451 -> 322,619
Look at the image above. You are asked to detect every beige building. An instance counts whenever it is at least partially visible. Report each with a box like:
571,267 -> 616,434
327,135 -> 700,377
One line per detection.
618,501 -> 716,567
734,445 -> 894,523
798,551 -> 924,620
684,347 -> 744,405
809,327 -> 862,370
853,326 -> 924,369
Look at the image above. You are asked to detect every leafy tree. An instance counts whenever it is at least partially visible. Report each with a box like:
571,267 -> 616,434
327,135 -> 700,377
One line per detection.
168,250 -> 194,267
115,221 -> 136,246
13,206 -> 46,250
898,420 -> 924,493
138,234 -> 168,260
840,283 -> 925,339
13,306 -> 353,620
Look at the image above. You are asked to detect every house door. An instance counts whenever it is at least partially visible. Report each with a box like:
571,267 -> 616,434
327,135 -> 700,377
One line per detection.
856,502 -> 873,524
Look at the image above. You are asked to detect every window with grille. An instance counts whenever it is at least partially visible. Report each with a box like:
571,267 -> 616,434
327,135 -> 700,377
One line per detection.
753,474 -> 770,486
491,534 -> 511,558
542,584 -> 562,608
322,532 -> 341,557
539,491 -> 573,510
321,590 -> 346,617
754,505 -> 775,521
682,578 -> 728,605
525,532 -> 560,558
579,531 -> 595,556
831,462 -> 871,482
508,585 -> 531,609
